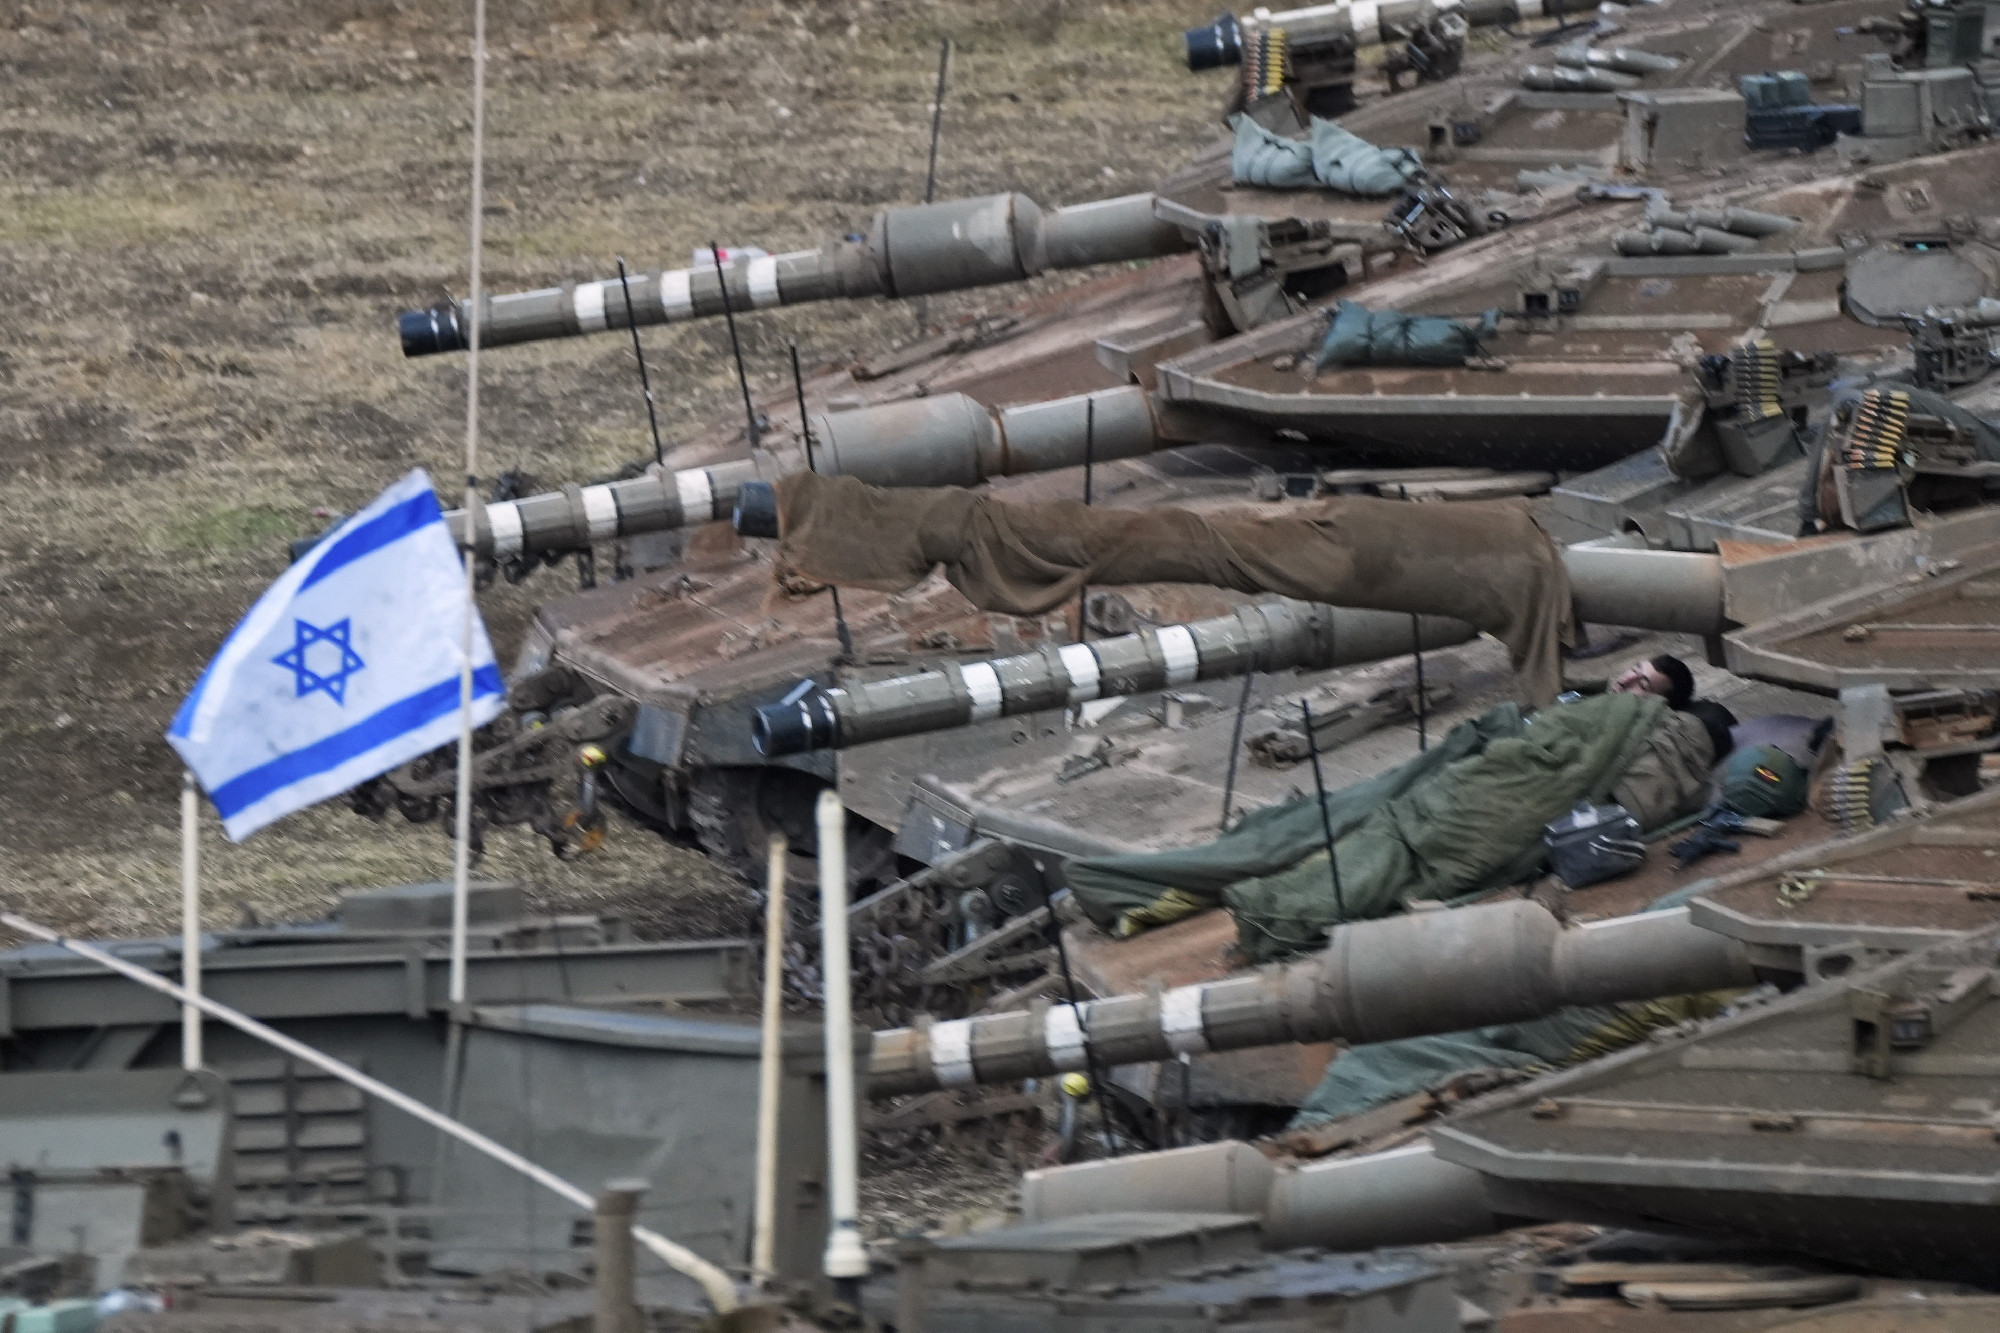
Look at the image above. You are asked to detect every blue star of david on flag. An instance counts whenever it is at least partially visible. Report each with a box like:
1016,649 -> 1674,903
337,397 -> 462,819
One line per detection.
273,618 -> 366,704
169,469 -> 505,840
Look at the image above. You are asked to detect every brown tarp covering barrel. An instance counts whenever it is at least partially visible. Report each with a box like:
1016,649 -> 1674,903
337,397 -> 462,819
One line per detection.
772,472 -> 1577,704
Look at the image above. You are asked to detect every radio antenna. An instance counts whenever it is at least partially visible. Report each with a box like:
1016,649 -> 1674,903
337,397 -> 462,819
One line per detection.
790,340 -> 853,664
614,256 -> 666,467
710,240 -> 760,448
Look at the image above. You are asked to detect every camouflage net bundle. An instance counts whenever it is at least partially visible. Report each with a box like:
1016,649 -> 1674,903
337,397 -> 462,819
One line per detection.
771,472 -> 1577,705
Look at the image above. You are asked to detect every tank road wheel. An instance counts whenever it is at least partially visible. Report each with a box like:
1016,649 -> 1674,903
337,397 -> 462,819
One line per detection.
687,766 -> 895,891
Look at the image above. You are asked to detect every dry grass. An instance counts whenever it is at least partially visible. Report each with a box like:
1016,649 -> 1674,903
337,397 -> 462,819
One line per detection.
0,0 -> 1224,937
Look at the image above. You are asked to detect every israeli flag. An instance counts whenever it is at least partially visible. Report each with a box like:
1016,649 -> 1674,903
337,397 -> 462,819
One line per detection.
168,469 -> 505,840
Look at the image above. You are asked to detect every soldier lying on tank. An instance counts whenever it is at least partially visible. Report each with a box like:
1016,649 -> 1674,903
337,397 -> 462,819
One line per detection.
1072,691 -> 1739,955
1609,654 -> 1694,710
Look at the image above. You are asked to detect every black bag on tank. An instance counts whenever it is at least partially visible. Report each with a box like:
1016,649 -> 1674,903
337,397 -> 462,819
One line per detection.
1543,801 -> 1646,888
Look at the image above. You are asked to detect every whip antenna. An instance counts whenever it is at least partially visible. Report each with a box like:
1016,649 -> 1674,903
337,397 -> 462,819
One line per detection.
789,340 -> 853,663
615,256 -> 666,467
711,240 -> 761,448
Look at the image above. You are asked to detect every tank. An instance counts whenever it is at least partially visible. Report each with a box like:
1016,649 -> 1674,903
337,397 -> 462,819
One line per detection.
872,790 -> 2000,1329
355,0 -> 2000,1074
10,797 -> 2000,1324
28,4 -> 2000,1325
400,1 -> 1690,370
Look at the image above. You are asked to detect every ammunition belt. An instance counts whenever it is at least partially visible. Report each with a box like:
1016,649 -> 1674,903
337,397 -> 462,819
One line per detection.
1243,26 -> 1290,99
1840,388 -> 1911,472
1731,338 -> 1783,422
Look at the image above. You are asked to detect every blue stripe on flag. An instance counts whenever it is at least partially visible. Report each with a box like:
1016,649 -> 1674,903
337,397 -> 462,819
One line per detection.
208,664 -> 504,819
299,491 -> 444,592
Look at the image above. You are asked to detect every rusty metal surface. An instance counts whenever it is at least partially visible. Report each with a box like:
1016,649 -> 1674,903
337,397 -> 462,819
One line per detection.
1746,562 -> 2000,689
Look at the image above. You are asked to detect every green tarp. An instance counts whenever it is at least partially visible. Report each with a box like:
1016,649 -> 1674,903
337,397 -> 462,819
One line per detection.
1290,1006 -> 1614,1128
1230,114 -> 1318,190
1229,115 -> 1423,196
1288,991 -> 1738,1128
1315,300 -> 1498,371
1067,692 -> 1676,963
1311,119 -> 1424,195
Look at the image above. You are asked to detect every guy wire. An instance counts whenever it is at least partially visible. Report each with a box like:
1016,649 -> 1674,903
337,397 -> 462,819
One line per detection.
1411,613 -> 1427,751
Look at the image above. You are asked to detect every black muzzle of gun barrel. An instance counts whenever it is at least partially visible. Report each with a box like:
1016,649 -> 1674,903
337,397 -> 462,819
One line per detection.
1184,12 -> 1242,70
399,302 -> 467,357
753,683 -> 839,757
732,480 -> 781,539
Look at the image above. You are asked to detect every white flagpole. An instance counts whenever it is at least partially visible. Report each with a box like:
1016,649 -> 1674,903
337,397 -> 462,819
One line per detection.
449,0 -> 489,1012
180,769 -> 202,1069
751,833 -> 788,1284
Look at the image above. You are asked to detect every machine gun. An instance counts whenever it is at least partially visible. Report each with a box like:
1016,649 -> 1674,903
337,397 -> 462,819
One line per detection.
1811,383 -> 2000,534
1904,297 -> 2000,391
1183,0 -> 1607,119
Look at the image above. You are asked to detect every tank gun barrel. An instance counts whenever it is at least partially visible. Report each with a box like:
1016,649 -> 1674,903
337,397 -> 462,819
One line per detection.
441,385 -> 1170,560
866,899 -> 1753,1096
1183,0 -> 1599,71
399,192 -> 1190,357
1919,297 -> 2000,331
443,458 -> 758,562
752,600 -> 1480,758
751,543 -> 1728,757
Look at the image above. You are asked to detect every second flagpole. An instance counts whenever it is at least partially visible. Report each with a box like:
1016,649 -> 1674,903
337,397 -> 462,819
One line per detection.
438,0 -> 489,1142
181,769 -> 203,1070
447,0 -> 489,1020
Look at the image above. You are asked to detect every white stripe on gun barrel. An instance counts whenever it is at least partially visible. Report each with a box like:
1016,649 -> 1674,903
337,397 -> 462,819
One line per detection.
961,663 -> 1004,722
1059,643 -> 1102,704
573,280 -> 609,333
485,502 -> 525,560
660,269 -> 694,321
747,256 -> 781,308
581,485 -> 619,541
674,468 -> 714,520
929,1019 -> 975,1087
1157,625 -> 1200,686
1044,1004 -> 1087,1068
1161,986 -> 1210,1054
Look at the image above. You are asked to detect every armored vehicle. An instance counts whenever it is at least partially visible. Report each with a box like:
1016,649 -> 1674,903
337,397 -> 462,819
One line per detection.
374,8 -> 1992,799
353,0 -> 2000,1118
863,788 -> 2000,1330
10,790 -> 2000,1328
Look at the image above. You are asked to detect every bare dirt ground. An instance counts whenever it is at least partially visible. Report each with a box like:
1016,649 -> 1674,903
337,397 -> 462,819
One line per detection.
0,0 -> 1222,937
0,0 -> 1223,1236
